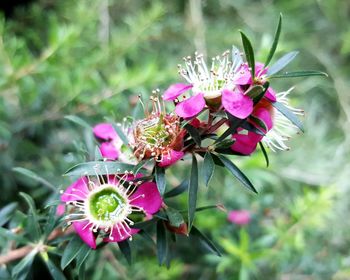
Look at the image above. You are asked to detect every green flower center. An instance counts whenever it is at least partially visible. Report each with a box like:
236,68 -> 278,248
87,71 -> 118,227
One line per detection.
88,186 -> 127,222
140,115 -> 170,145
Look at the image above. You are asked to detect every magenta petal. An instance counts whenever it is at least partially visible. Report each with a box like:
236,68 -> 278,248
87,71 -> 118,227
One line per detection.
129,182 -> 162,215
162,83 -> 193,101
174,93 -> 205,119
228,210 -> 251,225
100,142 -> 119,160
104,227 -> 140,243
93,123 -> 118,140
253,107 -> 273,131
264,87 -> 277,102
158,149 -> 184,167
222,89 -> 253,119
255,62 -> 268,76
73,221 -> 97,249
231,133 -> 261,155
61,177 -> 89,203
233,64 -> 251,85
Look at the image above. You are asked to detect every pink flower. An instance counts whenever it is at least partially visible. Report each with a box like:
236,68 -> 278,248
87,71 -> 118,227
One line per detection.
132,95 -> 185,167
228,210 -> 251,225
234,62 -> 276,102
163,50 -> 243,119
61,173 -> 162,249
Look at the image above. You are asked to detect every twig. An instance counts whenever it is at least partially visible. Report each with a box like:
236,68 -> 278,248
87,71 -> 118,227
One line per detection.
0,227 -> 74,266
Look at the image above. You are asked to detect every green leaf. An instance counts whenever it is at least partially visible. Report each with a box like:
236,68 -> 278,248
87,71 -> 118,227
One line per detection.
268,70 -> 328,79
64,115 -> 91,130
202,152 -> 215,187
111,122 -> 129,146
259,142 -> 269,167
64,161 -> 139,176
12,249 -> 36,280
75,244 -> 91,271
184,124 -> 201,146
190,226 -> 221,256
265,13 -> 282,66
266,51 -> 299,76
44,256 -> 67,280
253,82 -> 270,105
19,192 -> 42,241
245,85 -> 264,100
155,165 -> 166,195
61,235 -> 85,270
188,154 -> 199,231
0,202 -> 18,227
164,179 -> 189,198
156,220 -> 167,265
215,113 -> 245,143
13,167 -> 56,191
271,101 -> 304,132
118,240 -> 132,265
240,31 -> 255,79
166,207 -> 184,227
94,146 -> 103,161
216,155 -> 258,194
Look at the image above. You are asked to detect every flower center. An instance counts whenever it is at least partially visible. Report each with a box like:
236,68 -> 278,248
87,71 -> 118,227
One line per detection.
88,185 -> 128,223
133,113 -> 180,161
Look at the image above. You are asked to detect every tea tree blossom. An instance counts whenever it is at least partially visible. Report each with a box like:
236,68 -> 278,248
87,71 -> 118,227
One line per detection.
61,171 -> 162,248
132,93 -> 185,167
163,48 -> 253,119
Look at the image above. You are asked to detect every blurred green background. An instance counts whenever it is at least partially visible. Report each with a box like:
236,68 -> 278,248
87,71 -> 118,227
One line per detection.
0,0 -> 349,279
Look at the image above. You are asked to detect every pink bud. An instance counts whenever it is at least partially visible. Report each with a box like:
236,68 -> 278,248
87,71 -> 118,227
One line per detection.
228,210 -> 251,225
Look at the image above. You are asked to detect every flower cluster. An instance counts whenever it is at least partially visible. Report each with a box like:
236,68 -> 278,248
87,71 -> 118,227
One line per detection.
61,20 -> 325,253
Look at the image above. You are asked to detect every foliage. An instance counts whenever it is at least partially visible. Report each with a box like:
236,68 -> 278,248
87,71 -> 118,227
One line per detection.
0,0 -> 349,279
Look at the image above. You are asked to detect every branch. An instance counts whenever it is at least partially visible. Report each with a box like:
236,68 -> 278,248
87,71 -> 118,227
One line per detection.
0,227 -> 74,266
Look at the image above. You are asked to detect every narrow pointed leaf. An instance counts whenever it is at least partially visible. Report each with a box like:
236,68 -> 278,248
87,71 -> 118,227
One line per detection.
156,220 -> 167,265
12,249 -> 37,280
190,226 -> 221,256
271,101 -> 304,132
217,155 -> 257,193
245,85 -> 264,99
164,179 -> 189,198
64,115 -> 91,130
267,51 -> 299,76
111,123 -> 129,146
188,154 -> 199,231
253,82 -> 270,105
259,142 -> 269,167
118,240 -> 132,265
19,192 -> 42,241
155,165 -> 166,195
75,244 -> 91,271
13,167 -> 56,191
215,113 -> 245,143
268,70 -> 328,79
64,161 -> 140,176
166,207 -> 184,228
240,31 -> 255,78
265,13 -> 282,66
203,152 -> 215,187
61,235 -> 85,270
45,257 -> 67,280
0,202 -> 18,227
184,124 -> 201,146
